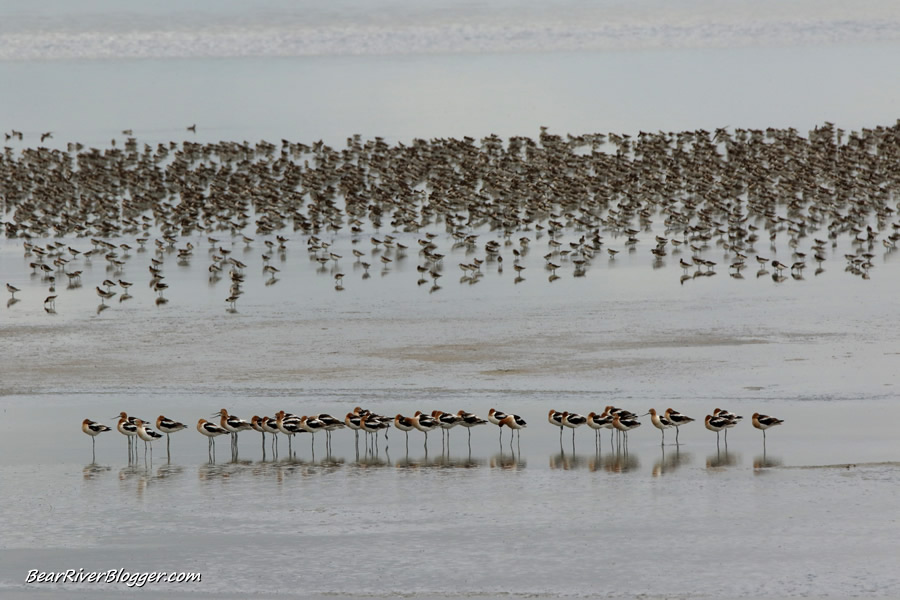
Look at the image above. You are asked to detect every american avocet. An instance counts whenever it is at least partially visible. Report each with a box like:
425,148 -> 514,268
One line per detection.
587,410 -> 614,449
360,413 -> 390,452
215,409 -> 252,454
155,415 -> 186,455
713,408 -> 743,443
488,408 -> 509,442
260,416 -> 280,454
251,416 -> 267,454
752,412 -> 784,443
394,414 -> 415,450
605,405 -> 639,420
642,408 -> 672,445
664,408 -> 695,444
300,416 -> 326,453
561,412 -> 587,444
276,411 -> 304,455
704,414 -> 732,448
82,419 -> 111,459
345,412 -> 362,449
114,412 -> 139,461
612,413 -> 641,449
197,418 -> 228,459
411,411 -> 439,450
316,413 -> 345,451
498,414 -> 527,446
548,409 -> 564,441
432,410 -> 461,449
134,419 -> 163,458
456,410 -> 487,447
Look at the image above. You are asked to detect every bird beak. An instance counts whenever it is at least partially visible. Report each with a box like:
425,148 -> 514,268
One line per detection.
640,412 -> 650,417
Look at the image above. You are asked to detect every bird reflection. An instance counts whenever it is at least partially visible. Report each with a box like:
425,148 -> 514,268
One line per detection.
83,463 -> 111,480
753,452 -> 783,470
490,450 -> 526,470
706,448 -> 740,468
550,452 -> 587,470
652,446 -> 692,476
590,451 -> 640,473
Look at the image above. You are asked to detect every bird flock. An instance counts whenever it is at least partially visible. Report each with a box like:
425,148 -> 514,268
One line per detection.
4,122 -> 900,312
83,405 -> 783,464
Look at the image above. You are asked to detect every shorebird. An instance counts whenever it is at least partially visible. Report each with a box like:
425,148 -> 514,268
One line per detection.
713,408 -> 743,443
432,410 -> 461,448
664,408 -> 695,444
96,286 -> 115,304
155,415 -> 186,455
561,412 -> 587,444
197,419 -> 228,458
134,419 -> 163,458
394,414 -> 415,449
587,410 -> 614,448
752,412 -> 784,443
488,408 -> 509,442
548,409 -> 565,441
704,414 -> 732,447
275,411 -> 304,455
345,412 -> 362,448
498,414 -> 527,445
6,283 -> 19,298
612,413 -> 641,448
215,409 -> 252,454
260,416 -> 281,454
251,416 -> 267,454
300,416 -> 326,453
643,408 -> 672,445
456,410 -> 487,446
316,413 -> 345,450
411,411 -> 439,450
82,419 -> 111,458
359,413 -> 390,451
114,412 -> 139,460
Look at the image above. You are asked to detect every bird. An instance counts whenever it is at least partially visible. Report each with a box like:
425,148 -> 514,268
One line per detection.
275,411 -> 305,456
488,408 -> 509,442
664,408 -> 695,444
586,410 -> 614,448
260,416 -> 281,454
643,408 -> 672,445
705,414 -> 732,448
498,414 -> 527,445
6,283 -> 19,298
300,416 -> 326,453
215,409 -> 252,454
752,412 -> 784,443
394,414 -> 415,449
548,409 -> 565,441
713,408 -> 743,443
611,413 -> 641,448
432,410 -> 461,448
197,418 -> 228,459
134,419 -> 163,458
316,413 -> 345,450
156,415 -> 186,455
96,286 -> 115,304
114,412 -> 140,460
456,410 -> 487,446
411,411 -> 439,450
82,419 -> 111,458
561,412 -> 587,444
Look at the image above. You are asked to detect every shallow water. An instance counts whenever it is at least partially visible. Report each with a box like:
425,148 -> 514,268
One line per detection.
3,1 -> 900,598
